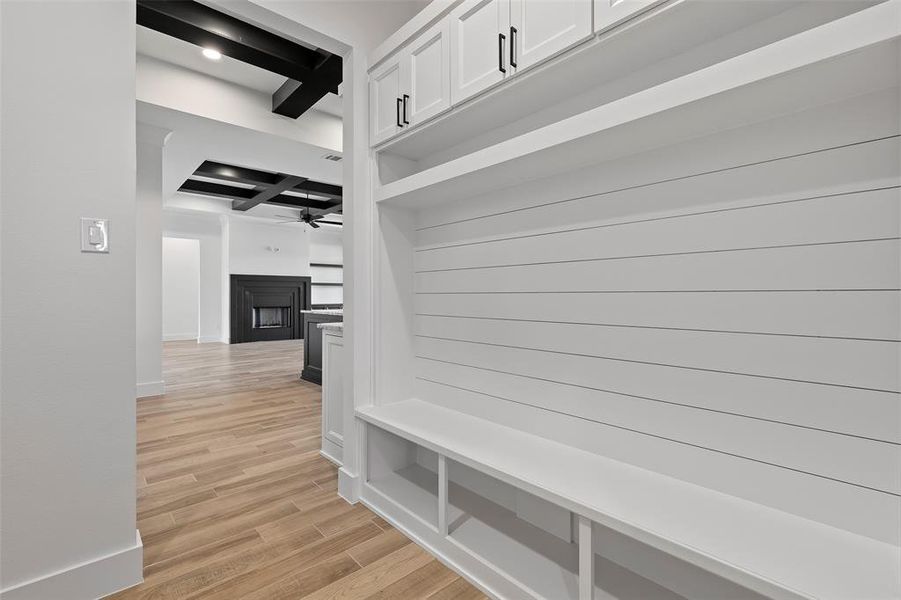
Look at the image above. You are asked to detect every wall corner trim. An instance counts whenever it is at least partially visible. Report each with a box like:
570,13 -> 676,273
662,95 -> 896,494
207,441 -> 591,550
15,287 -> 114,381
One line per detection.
0,530 -> 143,600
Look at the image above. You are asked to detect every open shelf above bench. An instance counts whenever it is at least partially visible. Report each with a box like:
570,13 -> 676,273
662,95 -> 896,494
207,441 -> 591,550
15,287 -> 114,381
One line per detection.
375,1 -> 901,208
357,399 -> 900,600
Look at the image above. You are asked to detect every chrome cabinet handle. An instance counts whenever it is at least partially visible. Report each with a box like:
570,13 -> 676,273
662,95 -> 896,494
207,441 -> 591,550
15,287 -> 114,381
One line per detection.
498,33 -> 507,73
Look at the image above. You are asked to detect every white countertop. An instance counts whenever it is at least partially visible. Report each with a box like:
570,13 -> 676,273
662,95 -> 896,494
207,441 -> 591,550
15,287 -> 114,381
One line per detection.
318,322 -> 344,333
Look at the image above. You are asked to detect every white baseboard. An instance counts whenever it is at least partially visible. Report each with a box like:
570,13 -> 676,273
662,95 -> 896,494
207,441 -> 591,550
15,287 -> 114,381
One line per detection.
197,335 -> 224,344
320,447 -> 343,468
0,530 -> 143,600
338,467 -> 360,504
136,380 -> 165,398
162,333 -> 197,341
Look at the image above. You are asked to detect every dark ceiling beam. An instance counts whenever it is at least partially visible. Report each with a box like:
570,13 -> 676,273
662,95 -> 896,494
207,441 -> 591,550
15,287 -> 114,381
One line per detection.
137,0 -> 321,82
232,175 -> 308,212
272,54 -> 342,119
178,179 -> 336,211
137,1 -> 342,119
292,180 -> 343,201
195,161 -> 343,200
193,161 -> 281,187
178,179 -> 256,201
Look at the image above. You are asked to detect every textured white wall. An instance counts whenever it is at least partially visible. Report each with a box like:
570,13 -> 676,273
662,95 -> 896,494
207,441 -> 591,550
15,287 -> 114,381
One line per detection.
0,0 -> 141,596
162,237 -> 201,341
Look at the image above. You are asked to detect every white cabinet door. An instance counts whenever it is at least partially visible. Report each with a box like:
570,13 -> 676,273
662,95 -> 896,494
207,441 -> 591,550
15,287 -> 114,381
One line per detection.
511,0 -> 592,71
407,19 -> 452,125
370,55 -> 404,145
450,0 -> 511,104
594,0 -> 660,33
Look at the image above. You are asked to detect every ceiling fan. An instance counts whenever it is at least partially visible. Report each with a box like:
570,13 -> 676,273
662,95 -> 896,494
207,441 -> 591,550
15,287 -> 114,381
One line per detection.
275,209 -> 342,229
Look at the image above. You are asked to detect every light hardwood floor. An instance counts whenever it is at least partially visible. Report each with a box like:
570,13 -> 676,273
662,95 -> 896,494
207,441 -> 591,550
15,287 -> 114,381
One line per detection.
110,339 -> 485,600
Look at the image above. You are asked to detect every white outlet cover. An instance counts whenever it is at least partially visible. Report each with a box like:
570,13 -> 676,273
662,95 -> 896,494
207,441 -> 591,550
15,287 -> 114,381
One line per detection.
80,217 -> 109,253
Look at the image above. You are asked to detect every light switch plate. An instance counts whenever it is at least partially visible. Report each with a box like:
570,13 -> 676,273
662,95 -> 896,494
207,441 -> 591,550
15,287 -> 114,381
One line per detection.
81,217 -> 109,253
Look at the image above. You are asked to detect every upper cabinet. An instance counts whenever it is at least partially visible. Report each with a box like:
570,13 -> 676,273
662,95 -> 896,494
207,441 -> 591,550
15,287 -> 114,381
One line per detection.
594,0 -> 660,33
449,0 -> 592,104
370,56 -> 405,146
449,0 -> 511,104
408,19 -> 452,125
511,0 -> 592,71
369,0 -> 659,146
370,19 -> 452,146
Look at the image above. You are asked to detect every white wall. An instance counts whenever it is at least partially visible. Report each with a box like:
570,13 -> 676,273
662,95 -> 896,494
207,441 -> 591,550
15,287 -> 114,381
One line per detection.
136,125 -> 170,397
228,218 -> 312,277
0,1 -> 143,598
162,238 -> 201,341
163,211 -> 226,344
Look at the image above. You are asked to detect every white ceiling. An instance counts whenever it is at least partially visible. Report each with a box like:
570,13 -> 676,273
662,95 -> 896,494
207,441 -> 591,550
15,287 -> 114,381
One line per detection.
136,25 -> 342,117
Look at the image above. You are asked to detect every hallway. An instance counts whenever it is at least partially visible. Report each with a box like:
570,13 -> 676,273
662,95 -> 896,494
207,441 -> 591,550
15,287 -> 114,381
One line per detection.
112,340 -> 484,599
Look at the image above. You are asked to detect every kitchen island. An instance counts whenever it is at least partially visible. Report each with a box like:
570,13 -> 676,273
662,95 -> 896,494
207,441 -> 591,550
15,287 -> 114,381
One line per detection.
300,309 -> 342,384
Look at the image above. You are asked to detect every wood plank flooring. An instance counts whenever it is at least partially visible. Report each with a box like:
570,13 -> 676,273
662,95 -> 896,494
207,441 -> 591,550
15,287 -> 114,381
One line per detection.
109,340 -> 485,600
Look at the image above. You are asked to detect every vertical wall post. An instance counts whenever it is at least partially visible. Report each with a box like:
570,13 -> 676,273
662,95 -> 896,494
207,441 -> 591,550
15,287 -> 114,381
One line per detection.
579,515 -> 594,600
438,454 -> 448,535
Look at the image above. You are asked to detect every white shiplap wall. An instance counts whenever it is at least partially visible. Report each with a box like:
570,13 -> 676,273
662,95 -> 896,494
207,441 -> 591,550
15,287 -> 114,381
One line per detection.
410,88 -> 901,546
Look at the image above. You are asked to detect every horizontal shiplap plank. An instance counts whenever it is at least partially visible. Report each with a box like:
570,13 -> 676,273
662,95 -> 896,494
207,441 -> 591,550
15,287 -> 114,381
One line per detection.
416,100 -> 901,246
415,315 -> 899,391
415,239 -> 900,293
414,379 -> 901,545
416,290 -> 900,340
416,187 -> 899,271
416,94 -> 900,243
415,337 -> 900,443
416,358 -> 901,494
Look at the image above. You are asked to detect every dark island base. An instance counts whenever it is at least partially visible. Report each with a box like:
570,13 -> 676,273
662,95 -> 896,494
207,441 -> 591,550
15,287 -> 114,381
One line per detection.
301,312 -> 342,384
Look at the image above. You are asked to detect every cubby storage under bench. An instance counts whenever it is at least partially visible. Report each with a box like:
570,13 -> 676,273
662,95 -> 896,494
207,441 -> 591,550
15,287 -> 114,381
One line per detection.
358,400 -> 899,600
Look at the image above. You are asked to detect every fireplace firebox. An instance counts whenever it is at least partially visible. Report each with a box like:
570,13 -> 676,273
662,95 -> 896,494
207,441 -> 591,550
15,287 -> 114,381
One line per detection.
253,306 -> 290,329
230,275 -> 311,343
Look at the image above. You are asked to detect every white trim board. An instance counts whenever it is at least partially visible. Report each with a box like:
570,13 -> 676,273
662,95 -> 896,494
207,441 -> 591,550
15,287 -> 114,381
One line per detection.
136,380 -> 165,398
162,333 -> 198,342
0,530 -> 143,600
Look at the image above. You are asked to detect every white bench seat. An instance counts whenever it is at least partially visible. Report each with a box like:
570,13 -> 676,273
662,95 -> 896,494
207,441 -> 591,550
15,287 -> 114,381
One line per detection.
357,399 -> 900,600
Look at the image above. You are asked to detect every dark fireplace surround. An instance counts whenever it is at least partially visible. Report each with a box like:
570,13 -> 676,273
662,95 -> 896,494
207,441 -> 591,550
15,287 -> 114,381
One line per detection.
230,275 -> 311,343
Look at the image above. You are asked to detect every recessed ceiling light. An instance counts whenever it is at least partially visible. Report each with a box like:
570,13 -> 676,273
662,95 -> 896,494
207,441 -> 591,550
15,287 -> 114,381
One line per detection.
202,48 -> 222,61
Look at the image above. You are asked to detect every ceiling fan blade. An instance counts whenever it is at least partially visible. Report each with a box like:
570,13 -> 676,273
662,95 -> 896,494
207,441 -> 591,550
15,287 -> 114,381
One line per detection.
309,221 -> 320,228
317,220 -> 343,227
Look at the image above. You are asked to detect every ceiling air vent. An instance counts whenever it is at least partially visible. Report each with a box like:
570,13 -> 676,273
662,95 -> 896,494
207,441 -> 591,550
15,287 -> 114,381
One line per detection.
322,154 -> 343,162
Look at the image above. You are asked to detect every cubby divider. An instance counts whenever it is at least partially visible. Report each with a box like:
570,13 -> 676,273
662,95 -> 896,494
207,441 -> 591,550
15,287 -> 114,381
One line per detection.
366,425 -> 439,529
